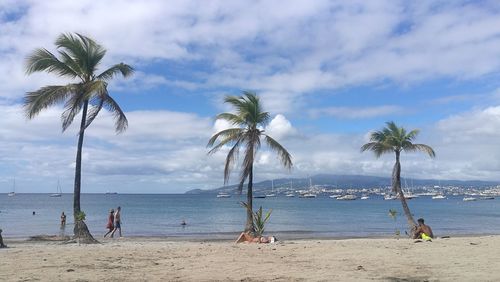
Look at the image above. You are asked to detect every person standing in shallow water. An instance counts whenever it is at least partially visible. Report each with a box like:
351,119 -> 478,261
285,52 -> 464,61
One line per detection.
103,209 -> 115,238
60,212 -> 66,227
110,206 -> 122,238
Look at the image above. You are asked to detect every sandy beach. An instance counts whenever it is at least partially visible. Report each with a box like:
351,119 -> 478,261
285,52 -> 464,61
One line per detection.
1,235 -> 500,281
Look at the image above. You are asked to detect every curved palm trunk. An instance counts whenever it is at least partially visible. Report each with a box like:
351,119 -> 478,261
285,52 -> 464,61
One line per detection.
73,100 -> 98,243
393,151 -> 417,236
245,165 -> 255,234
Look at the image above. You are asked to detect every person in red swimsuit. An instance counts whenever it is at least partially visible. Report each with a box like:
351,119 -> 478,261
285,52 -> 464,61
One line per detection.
103,209 -> 114,238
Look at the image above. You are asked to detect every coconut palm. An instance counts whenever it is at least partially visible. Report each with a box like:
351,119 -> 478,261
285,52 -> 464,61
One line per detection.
361,121 -> 435,236
24,33 -> 133,242
207,91 -> 292,233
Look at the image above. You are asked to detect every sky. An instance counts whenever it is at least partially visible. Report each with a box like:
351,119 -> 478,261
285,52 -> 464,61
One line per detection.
1,0 -> 500,193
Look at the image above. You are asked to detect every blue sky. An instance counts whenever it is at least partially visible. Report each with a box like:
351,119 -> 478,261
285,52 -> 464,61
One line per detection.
1,0 -> 500,193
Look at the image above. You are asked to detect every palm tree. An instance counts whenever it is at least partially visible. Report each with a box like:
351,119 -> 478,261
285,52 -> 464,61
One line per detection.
24,33 -> 133,242
207,91 -> 292,233
361,121 -> 435,236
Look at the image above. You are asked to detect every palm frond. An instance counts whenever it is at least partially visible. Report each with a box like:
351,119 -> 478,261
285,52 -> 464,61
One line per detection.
264,135 -> 293,169
223,138 -> 243,184
102,94 -> 128,133
405,144 -> 436,158
216,113 -> 245,126
55,33 -> 106,76
23,84 -> 77,119
405,129 -> 420,141
360,142 -> 393,158
85,98 -> 104,129
61,93 -> 85,132
239,139 -> 256,187
207,128 -> 243,152
96,63 -> 134,81
25,48 -> 79,78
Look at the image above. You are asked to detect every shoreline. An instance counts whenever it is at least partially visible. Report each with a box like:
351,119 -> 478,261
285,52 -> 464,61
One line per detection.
2,235 -> 500,281
4,231 -> 500,243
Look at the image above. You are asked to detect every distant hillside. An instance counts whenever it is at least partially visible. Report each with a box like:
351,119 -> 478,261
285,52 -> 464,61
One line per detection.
185,174 -> 499,194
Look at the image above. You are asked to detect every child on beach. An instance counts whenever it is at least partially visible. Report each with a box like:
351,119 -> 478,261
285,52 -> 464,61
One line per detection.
104,209 -> 115,238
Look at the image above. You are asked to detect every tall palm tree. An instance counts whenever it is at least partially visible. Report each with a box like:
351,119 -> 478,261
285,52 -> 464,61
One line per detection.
24,33 -> 133,242
361,121 -> 435,235
207,91 -> 292,233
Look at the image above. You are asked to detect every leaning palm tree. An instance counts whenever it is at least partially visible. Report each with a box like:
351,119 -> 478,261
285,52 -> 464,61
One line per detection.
24,33 -> 133,243
361,121 -> 435,236
207,91 -> 292,233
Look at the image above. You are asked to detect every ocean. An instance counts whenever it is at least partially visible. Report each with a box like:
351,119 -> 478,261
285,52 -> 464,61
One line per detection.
1,193 -> 499,239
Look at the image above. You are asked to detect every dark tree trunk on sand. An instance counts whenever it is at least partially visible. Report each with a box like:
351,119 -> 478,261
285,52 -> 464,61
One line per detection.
0,229 -> 7,248
393,151 -> 417,236
245,165 -> 256,234
73,100 -> 98,244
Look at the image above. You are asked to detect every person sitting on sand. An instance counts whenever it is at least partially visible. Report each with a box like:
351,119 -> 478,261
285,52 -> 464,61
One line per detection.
414,218 -> 434,241
104,209 -> 115,238
235,232 -> 276,244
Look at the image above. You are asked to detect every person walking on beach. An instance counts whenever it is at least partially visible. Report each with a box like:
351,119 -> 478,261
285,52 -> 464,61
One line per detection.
103,209 -> 115,238
110,206 -> 122,238
60,212 -> 66,227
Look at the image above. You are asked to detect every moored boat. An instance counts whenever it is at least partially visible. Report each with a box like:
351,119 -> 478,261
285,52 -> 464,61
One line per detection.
216,193 -> 231,198
337,194 -> 357,200
463,197 -> 477,202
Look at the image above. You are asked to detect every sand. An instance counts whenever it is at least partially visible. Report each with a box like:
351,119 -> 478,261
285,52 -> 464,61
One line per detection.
1,235 -> 500,281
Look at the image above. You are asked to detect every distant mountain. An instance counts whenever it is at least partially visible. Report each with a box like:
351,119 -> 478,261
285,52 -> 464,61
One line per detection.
185,174 -> 499,194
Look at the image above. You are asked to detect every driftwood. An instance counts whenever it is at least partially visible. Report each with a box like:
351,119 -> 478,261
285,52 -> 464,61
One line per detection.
28,235 -> 71,242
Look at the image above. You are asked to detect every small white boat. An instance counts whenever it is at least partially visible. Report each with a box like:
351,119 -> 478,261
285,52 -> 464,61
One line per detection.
300,193 -> 316,198
285,193 -> 295,197
384,194 -> 397,200
463,197 -> 477,202
50,180 -> 63,197
7,179 -> 15,197
360,195 -> 370,200
216,193 -> 231,198
337,194 -> 357,201
403,192 -> 419,200
432,195 -> 446,200
266,180 -> 276,197
329,194 -> 341,199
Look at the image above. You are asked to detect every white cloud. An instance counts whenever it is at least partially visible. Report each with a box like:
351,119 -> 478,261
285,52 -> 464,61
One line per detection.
265,114 -> 298,140
1,0 -> 499,112
309,105 -> 404,119
1,1 -> 500,192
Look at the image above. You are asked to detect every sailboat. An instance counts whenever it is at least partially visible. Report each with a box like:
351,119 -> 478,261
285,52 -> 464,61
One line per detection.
7,179 -> 15,197
300,178 -> 316,198
266,180 -> 276,197
285,181 -> 295,197
49,180 -> 62,197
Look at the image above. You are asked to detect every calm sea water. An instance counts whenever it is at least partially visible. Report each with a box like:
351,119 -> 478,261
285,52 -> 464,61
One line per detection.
1,193 -> 499,239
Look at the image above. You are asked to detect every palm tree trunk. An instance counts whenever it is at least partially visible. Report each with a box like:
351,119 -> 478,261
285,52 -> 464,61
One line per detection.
393,151 -> 417,236
245,165 -> 255,234
73,100 -> 98,243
